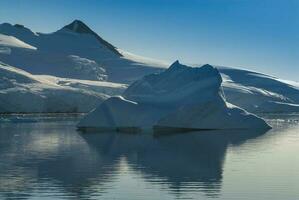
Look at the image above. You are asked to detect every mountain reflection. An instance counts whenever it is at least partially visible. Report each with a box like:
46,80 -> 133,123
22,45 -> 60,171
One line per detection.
0,121 -> 268,199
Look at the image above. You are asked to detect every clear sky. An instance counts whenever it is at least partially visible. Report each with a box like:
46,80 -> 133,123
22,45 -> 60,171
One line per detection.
0,0 -> 298,81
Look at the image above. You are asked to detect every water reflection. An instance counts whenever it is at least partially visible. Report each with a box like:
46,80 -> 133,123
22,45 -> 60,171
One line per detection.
0,121 -> 268,199
81,129 -> 267,198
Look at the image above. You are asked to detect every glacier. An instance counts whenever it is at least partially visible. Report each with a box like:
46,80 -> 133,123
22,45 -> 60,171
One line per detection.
77,61 -> 270,132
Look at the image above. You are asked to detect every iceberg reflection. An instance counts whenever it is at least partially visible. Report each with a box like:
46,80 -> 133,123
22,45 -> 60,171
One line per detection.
0,121 -> 268,199
81,129 -> 268,197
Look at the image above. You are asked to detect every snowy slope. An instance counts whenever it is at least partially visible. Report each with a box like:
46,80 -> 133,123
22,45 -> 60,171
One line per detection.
37,75 -> 127,96
218,66 -> 299,113
78,61 -> 270,131
0,33 -> 36,50
0,20 -> 165,83
0,62 -> 126,113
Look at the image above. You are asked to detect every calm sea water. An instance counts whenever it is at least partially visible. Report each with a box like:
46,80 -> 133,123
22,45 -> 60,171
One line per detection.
0,114 -> 298,200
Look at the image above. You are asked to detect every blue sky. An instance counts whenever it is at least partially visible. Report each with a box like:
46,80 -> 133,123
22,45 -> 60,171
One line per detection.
0,0 -> 298,80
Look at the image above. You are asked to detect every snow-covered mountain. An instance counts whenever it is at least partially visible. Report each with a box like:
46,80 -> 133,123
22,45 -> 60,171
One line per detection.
0,20 -> 298,114
0,62 -> 126,113
78,61 -> 270,131
0,20 -> 166,83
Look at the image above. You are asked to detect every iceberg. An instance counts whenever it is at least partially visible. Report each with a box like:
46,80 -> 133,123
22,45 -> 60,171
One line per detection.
78,61 -> 270,132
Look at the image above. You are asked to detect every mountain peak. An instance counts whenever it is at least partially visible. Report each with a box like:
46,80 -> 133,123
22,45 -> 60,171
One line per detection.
168,60 -> 186,71
63,20 -> 94,34
200,64 -> 215,70
61,20 -> 122,57
14,24 -> 25,28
